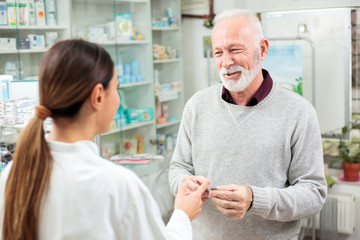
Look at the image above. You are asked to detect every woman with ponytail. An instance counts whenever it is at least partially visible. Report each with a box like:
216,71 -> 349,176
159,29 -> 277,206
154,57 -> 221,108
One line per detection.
0,39 -> 209,240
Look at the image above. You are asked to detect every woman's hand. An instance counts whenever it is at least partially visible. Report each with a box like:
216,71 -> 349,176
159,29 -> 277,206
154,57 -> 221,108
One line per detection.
174,179 -> 211,221
181,175 -> 211,202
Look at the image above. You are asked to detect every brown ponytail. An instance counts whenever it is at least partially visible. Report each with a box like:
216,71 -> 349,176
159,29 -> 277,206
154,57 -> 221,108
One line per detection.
2,117 -> 52,240
2,39 -> 114,240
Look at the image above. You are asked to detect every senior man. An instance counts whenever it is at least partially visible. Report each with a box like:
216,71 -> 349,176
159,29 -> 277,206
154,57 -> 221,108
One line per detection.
169,9 -> 327,240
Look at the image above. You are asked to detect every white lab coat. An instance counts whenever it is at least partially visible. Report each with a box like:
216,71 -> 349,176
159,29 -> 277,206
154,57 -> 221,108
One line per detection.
0,140 -> 191,240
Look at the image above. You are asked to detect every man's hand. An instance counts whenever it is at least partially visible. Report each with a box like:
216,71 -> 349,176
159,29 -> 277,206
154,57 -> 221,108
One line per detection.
181,175 -> 211,202
209,184 -> 253,220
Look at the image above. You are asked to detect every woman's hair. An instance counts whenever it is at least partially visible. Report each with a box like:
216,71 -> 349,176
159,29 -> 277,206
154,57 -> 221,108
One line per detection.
2,39 -> 114,240
213,9 -> 264,47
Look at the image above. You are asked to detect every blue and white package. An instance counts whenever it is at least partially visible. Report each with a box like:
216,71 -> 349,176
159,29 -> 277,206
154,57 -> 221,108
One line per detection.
130,60 -> 140,75
0,75 -> 11,100
123,64 -> 131,76
0,3 -> 7,26
136,75 -> 143,82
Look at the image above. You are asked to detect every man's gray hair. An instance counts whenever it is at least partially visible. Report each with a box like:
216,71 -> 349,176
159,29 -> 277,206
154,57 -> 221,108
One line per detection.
213,9 -> 264,47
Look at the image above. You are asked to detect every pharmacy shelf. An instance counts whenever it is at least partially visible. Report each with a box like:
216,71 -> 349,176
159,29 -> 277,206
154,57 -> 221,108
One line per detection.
0,50 -> 18,54
0,123 -> 26,130
153,58 -> 181,64
155,89 -> 181,96
102,120 -> 155,136
72,0 -> 148,4
19,48 -> 49,53
0,48 -> 49,54
155,89 -> 182,103
152,26 -> 179,31
156,120 -> 181,129
119,81 -> 151,88
97,40 -> 150,46
11,79 -> 38,82
0,26 -> 67,30
116,0 -> 148,2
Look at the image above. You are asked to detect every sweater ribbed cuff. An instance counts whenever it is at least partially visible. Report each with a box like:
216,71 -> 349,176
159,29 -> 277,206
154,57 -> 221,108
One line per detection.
247,186 -> 271,217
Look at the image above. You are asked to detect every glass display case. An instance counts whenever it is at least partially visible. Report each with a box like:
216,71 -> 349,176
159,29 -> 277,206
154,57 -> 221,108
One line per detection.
151,0 -> 184,158
0,0 -> 184,169
70,0 -> 156,157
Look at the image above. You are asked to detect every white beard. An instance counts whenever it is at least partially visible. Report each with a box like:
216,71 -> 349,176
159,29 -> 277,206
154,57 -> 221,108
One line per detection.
219,52 -> 262,92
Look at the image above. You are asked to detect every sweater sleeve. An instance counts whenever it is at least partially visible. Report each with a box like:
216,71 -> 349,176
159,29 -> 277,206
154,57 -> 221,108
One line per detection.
248,104 -> 327,221
169,100 -> 195,196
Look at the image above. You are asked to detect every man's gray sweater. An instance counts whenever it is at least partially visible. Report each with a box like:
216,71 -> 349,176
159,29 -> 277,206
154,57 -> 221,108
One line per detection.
169,83 -> 327,240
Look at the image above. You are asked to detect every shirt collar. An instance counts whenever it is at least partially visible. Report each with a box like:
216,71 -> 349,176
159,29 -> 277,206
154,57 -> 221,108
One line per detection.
221,69 -> 273,106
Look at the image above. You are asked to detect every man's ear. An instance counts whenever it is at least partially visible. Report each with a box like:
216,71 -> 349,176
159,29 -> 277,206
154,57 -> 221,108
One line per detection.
259,39 -> 269,61
89,83 -> 104,110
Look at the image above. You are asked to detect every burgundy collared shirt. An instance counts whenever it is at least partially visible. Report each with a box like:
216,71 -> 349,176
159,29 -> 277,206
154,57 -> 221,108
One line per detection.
221,69 -> 273,106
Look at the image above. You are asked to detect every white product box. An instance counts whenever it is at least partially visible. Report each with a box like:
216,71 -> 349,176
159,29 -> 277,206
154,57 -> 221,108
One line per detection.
45,31 -> 58,47
0,117 -> 5,124
18,0 -> 29,26
9,81 -> 39,100
15,99 -> 37,109
5,102 -> 15,109
35,0 -> 45,26
28,34 -> 45,49
0,2 -> 7,26
28,0 -> 35,25
0,38 -> 16,50
106,21 -> 116,41
6,0 -> 16,25
5,108 -> 17,115
45,0 -> 56,26
87,26 -> 107,42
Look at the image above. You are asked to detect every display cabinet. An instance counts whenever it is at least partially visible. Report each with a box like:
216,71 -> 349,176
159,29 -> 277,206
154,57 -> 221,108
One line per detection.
0,0 -> 71,172
352,8 -> 360,116
0,0 -> 185,162
70,0 -> 156,157
151,0 -> 183,157
0,0 -> 71,93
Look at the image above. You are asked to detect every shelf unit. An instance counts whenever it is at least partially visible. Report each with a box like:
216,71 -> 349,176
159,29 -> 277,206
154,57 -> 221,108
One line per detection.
151,0 -> 184,156
0,0 -> 184,161
102,120 -> 155,136
70,0 -> 156,156
118,81 -> 152,89
152,26 -> 179,31
0,0 -> 71,82
95,40 -> 150,46
156,120 -> 181,129
0,0 -> 72,166
352,9 -> 360,115
153,59 -> 181,64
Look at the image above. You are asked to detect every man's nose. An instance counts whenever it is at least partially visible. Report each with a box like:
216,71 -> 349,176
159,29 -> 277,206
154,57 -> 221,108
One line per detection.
222,52 -> 234,69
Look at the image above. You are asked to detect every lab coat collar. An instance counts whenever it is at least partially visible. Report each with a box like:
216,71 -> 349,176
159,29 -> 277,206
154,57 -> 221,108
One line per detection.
47,140 -> 99,156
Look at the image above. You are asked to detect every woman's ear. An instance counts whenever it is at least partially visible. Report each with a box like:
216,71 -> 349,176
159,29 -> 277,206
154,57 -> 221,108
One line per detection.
259,39 -> 269,61
89,83 -> 104,110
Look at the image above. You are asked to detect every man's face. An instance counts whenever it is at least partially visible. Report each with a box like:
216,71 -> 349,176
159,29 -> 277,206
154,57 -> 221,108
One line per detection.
212,17 -> 262,92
